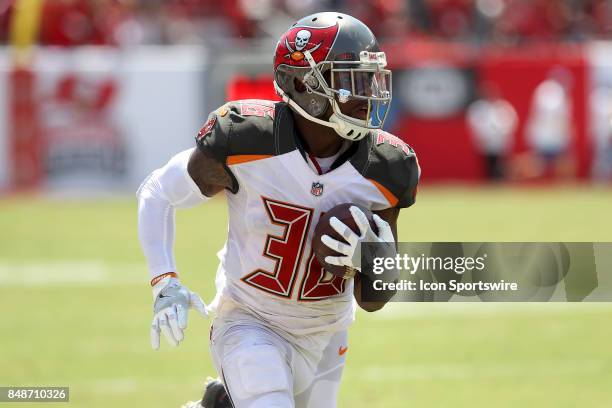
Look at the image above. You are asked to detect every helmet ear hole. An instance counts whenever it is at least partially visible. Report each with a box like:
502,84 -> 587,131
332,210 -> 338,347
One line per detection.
304,74 -> 319,89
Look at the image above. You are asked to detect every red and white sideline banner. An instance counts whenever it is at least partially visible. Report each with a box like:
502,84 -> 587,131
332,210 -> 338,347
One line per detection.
1,42 -> 611,190
0,46 -> 208,193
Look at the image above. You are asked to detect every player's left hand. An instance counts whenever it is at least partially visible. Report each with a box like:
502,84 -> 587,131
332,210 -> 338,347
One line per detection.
151,277 -> 208,350
322,206 -> 396,272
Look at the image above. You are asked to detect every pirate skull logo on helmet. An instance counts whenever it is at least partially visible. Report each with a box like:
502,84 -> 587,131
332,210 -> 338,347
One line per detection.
294,30 -> 311,51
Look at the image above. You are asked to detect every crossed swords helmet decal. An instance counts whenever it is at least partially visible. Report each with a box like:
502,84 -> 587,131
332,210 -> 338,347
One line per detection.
274,22 -> 339,68
284,29 -> 322,62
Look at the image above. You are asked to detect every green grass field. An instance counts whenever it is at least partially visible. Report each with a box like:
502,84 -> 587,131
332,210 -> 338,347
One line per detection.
1,185 -> 612,407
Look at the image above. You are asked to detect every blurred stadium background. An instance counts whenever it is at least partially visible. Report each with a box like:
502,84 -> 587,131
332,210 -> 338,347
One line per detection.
1,0 -> 612,407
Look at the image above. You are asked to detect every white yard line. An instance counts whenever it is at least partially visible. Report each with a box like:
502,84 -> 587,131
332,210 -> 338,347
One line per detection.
0,261 -> 145,286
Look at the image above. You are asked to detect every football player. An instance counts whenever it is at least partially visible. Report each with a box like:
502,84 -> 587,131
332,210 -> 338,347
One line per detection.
138,12 -> 420,408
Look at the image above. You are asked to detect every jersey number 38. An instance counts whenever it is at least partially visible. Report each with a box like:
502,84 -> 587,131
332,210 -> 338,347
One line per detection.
241,197 -> 346,301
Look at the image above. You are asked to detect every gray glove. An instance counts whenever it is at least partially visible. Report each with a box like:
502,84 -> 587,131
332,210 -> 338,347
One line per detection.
150,277 -> 208,350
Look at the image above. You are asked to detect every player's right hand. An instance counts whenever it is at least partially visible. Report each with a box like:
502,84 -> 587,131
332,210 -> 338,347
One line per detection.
150,277 -> 208,350
323,207 -> 396,272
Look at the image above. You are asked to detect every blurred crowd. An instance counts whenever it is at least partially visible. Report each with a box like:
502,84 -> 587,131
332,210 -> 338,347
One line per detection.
1,0 -> 612,47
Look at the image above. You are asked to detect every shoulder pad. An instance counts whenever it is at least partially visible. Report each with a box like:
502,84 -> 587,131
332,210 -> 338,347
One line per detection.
361,130 -> 420,208
195,100 -> 278,163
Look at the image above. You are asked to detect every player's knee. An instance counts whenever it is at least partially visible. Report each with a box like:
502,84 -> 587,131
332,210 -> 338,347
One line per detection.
224,344 -> 291,403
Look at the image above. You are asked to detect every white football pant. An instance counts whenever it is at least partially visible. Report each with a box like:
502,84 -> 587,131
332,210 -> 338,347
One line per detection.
209,309 -> 347,408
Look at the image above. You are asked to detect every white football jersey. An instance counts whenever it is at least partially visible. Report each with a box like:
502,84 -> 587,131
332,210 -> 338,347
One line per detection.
196,100 -> 419,340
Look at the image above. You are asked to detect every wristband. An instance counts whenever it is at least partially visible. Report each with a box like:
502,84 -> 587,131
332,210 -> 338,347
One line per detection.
150,272 -> 178,287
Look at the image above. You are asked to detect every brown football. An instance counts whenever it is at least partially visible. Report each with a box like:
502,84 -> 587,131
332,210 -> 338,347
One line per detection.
312,203 -> 378,278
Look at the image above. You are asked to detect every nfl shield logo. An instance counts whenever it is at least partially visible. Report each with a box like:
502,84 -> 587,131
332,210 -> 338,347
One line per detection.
311,182 -> 324,197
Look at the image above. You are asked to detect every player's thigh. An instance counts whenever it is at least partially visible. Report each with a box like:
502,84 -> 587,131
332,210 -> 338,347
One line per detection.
210,322 -> 294,408
294,330 -> 348,408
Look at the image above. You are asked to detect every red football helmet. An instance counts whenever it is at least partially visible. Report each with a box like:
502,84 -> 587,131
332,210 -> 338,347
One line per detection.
273,12 -> 392,141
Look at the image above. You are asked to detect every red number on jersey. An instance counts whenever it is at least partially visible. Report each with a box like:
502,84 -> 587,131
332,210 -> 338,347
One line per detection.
243,199 -> 347,300
241,198 -> 313,297
298,251 -> 346,301
240,101 -> 275,119
375,130 -> 413,157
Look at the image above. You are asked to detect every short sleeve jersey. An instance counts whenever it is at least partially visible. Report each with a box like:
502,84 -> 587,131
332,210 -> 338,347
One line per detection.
196,100 -> 420,337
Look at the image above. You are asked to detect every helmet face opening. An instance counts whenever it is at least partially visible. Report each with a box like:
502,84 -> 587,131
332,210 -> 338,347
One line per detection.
333,70 -> 390,98
301,52 -> 392,131
273,13 -> 392,140
324,60 -> 391,129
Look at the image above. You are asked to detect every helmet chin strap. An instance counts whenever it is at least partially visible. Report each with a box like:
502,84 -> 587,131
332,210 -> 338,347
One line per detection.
328,100 -> 370,141
273,80 -> 370,141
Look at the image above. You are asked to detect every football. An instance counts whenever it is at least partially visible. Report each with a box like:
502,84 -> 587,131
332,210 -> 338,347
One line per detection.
312,203 -> 378,278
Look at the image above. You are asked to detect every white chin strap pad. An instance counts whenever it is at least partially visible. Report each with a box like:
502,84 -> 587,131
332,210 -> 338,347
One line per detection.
328,114 -> 370,141
274,80 -> 371,141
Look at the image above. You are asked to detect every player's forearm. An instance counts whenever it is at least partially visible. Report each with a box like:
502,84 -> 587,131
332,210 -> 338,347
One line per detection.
354,273 -> 395,312
138,190 -> 177,279
356,207 -> 399,311
137,148 -> 210,280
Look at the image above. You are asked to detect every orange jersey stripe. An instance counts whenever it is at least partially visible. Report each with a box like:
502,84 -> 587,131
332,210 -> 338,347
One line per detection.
368,178 -> 399,207
227,154 -> 273,165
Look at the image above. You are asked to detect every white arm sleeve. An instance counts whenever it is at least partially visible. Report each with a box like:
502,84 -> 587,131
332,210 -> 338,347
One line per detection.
137,148 -> 210,279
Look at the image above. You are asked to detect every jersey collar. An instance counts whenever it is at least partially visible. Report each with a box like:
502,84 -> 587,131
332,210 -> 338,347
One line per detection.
275,102 -> 363,174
